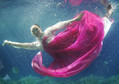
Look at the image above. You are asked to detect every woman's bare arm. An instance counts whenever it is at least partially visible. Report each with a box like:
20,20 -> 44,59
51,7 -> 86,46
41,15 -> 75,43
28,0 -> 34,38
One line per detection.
44,12 -> 84,35
2,40 -> 42,50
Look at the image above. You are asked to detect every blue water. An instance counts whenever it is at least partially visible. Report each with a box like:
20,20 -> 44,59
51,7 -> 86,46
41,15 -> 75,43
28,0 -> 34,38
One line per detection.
0,0 -> 119,83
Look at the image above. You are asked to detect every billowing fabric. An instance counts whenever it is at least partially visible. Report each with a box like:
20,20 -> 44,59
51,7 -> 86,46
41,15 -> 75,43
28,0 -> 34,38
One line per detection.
64,0 -> 83,6
64,0 -> 100,6
32,10 -> 104,77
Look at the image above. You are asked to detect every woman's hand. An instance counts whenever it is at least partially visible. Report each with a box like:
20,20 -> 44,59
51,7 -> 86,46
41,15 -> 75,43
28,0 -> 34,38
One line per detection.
2,40 -> 11,46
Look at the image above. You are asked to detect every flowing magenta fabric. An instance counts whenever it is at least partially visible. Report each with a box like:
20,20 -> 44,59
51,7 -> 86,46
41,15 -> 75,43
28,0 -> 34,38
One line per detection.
64,0 -> 100,6
32,10 -> 104,77
64,0 -> 83,6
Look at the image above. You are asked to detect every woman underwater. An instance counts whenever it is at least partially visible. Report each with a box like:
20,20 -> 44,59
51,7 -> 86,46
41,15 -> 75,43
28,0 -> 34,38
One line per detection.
2,2 -> 114,77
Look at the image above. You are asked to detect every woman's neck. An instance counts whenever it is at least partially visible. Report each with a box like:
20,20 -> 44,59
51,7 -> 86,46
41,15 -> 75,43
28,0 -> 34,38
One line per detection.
36,32 -> 44,43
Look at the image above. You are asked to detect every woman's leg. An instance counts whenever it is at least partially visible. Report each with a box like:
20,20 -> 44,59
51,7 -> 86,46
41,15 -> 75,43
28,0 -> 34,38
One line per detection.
103,4 -> 114,37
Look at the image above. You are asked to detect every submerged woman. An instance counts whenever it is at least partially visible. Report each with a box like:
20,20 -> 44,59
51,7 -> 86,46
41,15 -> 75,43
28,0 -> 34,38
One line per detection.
2,12 -> 84,49
2,4 -> 113,49
3,3 -> 114,77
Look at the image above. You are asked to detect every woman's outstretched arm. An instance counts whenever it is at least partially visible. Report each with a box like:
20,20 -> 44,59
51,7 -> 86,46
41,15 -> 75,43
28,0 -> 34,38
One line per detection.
2,40 -> 43,50
44,12 -> 84,35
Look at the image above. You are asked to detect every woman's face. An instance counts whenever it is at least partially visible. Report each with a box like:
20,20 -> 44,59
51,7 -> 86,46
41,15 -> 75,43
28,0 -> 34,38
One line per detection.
32,28 -> 40,37
31,25 -> 42,37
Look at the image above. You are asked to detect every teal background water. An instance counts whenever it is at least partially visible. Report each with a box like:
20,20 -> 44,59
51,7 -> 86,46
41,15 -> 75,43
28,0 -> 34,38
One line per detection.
0,0 -> 119,84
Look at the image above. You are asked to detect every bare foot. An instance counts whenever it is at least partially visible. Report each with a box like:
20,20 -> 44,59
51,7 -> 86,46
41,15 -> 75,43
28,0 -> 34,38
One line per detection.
107,4 -> 112,10
106,4 -> 113,18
